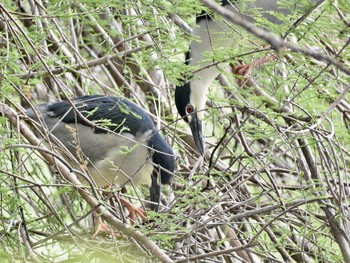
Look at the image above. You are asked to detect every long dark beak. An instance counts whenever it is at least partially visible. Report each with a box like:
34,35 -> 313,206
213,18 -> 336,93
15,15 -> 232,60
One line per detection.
189,112 -> 205,155
150,173 -> 161,211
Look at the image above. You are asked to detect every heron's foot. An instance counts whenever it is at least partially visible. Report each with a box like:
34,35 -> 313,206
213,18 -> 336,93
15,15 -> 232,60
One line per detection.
233,63 -> 254,78
92,218 -> 125,239
232,55 -> 277,85
120,198 -> 147,223
92,197 -> 147,238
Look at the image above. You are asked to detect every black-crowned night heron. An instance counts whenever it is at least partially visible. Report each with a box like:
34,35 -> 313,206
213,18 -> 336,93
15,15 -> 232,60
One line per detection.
175,0 -> 317,155
26,95 -> 176,228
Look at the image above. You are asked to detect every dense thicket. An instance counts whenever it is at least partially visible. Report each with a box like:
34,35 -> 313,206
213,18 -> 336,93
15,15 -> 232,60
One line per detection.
1,0 -> 350,262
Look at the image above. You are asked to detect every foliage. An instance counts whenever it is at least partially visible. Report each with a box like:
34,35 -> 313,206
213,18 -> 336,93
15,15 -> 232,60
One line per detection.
1,0 -> 350,262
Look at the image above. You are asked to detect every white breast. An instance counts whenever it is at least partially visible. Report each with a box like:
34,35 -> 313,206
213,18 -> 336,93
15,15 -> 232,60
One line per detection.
89,132 -> 154,187
46,120 -> 154,187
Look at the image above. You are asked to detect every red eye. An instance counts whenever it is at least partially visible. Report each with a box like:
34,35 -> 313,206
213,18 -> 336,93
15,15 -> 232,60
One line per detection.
186,104 -> 194,114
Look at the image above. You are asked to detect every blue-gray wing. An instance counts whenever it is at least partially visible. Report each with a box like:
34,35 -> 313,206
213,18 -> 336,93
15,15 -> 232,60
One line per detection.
45,95 -> 155,135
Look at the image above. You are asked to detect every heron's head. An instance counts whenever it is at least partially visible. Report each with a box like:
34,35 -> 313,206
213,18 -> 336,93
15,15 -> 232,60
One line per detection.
175,81 -> 205,155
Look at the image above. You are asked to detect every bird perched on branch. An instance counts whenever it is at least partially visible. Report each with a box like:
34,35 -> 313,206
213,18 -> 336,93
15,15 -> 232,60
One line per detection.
175,0 -> 318,155
26,95 -> 176,232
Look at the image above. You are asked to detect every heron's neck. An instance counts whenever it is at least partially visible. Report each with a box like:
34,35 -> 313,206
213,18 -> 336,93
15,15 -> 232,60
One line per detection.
189,67 -> 219,119
188,12 -> 235,116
